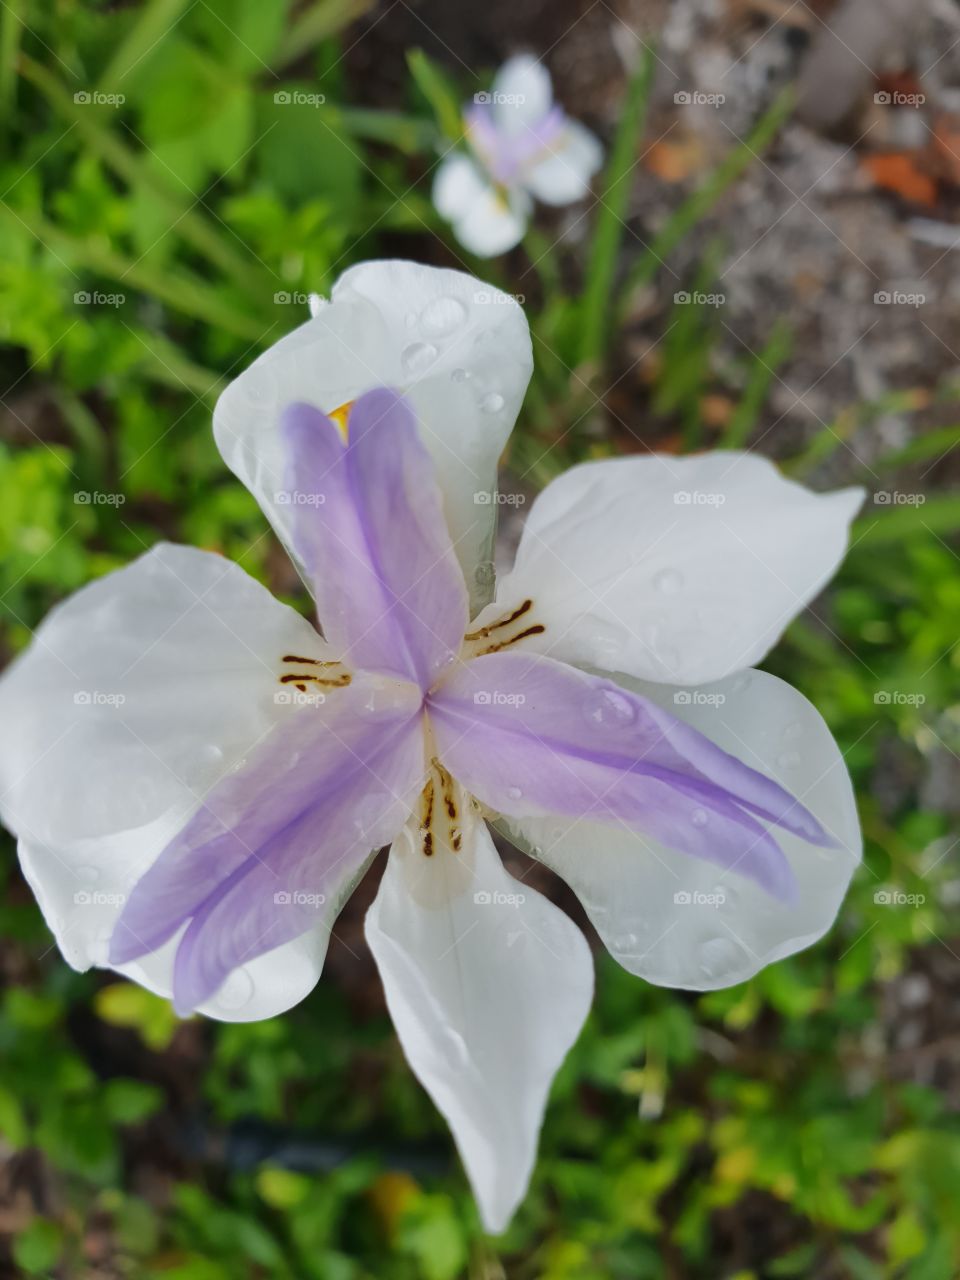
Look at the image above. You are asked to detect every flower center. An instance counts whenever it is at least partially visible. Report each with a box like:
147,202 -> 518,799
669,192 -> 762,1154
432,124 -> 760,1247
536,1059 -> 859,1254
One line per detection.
418,755 -> 462,857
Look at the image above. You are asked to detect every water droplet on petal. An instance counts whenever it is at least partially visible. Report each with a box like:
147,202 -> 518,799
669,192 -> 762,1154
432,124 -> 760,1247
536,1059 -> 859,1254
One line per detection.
481,391 -> 504,413
777,750 -> 801,770
404,310 -> 417,327
691,807 -> 708,827
451,367 -> 471,383
200,744 -> 224,765
583,685 -> 637,728
215,968 -> 255,1011
613,932 -> 639,953
698,937 -> 739,980
654,568 -> 684,595
76,864 -> 100,883
782,720 -> 803,742
401,341 -> 438,376
474,560 -> 495,588
507,785 -> 523,800
419,295 -> 467,337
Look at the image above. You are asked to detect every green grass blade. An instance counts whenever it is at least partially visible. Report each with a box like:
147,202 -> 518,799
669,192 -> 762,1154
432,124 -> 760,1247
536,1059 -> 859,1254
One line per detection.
406,48 -> 464,143
21,57 -> 271,297
97,0 -> 192,92
577,44 -> 656,368
0,203 -> 266,341
874,424 -> 960,470
619,87 -> 793,307
852,496 -> 960,547
275,0 -> 376,68
721,318 -> 792,449
0,0 -> 23,115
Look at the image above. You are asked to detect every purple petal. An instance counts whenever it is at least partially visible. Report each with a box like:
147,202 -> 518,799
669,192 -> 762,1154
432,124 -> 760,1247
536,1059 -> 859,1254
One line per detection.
465,103 -> 569,184
281,388 -> 468,689
428,653 -> 823,902
110,678 -> 425,1013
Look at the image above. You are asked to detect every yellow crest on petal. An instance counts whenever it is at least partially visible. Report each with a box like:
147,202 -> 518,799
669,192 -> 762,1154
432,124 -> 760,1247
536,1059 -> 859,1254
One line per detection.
327,400 -> 353,440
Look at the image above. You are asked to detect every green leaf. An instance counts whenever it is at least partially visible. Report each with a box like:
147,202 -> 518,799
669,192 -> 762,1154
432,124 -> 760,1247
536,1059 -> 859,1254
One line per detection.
95,982 -> 180,1051
13,1219 -> 63,1275
406,48 -> 463,143
578,44 -> 656,367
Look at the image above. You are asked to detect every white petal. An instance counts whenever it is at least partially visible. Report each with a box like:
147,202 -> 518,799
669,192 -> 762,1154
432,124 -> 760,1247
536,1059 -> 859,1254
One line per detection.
449,183 -> 531,258
502,667 -> 861,990
492,55 -> 553,135
365,809 -> 592,1232
523,121 -> 603,205
0,543 -> 333,1002
488,451 -> 863,685
432,152 -> 488,221
213,260 -> 533,610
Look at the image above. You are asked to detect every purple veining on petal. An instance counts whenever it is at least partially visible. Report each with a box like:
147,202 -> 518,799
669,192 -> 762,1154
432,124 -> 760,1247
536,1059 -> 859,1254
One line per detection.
110,678 -> 425,1013
465,103 -> 568,186
281,388 -> 468,690
428,652 -> 834,902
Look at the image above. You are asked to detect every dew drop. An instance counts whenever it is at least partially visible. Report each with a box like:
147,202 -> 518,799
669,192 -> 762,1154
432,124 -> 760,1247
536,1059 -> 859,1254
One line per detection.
200,744 -> 224,766
215,968 -> 255,1011
419,295 -> 467,337
474,560 -> 495,588
654,568 -> 684,595
76,864 -> 100,883
404,310 -> 417,328
401,341 -> 438,376
782,720 -> 803,742
507,785 -> 523,800
698,937 -> 739,979
481,391 -> 505,413
777,750 -> 801,770
691,807 -> 708,827
583,685 -> 637,728
451,367 -> 471,383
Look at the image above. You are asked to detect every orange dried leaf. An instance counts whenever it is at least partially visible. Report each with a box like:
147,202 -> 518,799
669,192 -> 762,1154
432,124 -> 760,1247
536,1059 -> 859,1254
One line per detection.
862,152 -> 938,206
